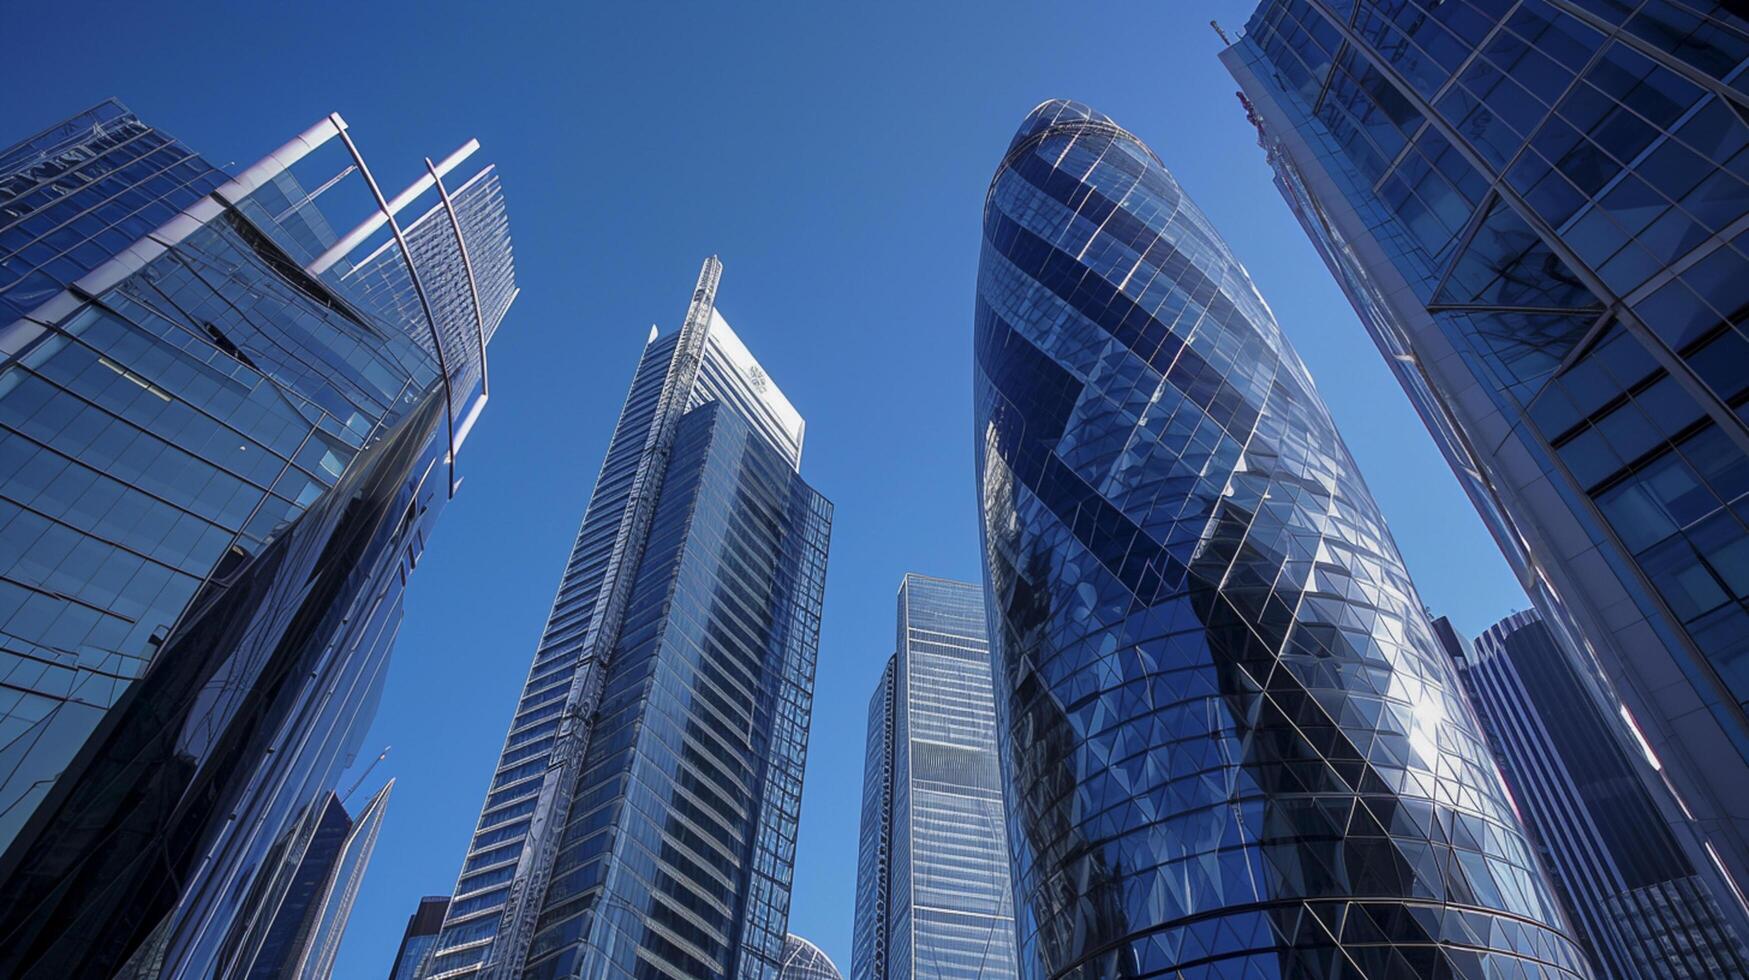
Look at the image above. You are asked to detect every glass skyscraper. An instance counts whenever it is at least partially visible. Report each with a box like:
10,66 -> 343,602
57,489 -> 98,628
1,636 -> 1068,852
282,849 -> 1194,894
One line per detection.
389,896 -> 452,980
851,574 -> 1017,980
974,99 -> 1590,978
0,101 -> 515,979
1435,610 -> 1749,977
779,934 -> 844,980
248,784 -> 393,980
1222,1 -> 1749,915
426,258 -> 832,980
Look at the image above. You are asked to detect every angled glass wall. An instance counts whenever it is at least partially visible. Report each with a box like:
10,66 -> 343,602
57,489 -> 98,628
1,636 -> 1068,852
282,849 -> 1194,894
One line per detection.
1223,1 -> 1749,918
427,260 -> 831,980
974,99 -> 1591,979
0,102 -> 516,980
246,784 -> 392,980
852,574 -> 1017,980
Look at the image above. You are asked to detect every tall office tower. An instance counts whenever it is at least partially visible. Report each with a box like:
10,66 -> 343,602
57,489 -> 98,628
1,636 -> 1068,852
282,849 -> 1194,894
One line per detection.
389,897 -> 452,980
426,258 -> 832,980
0,101 -> 516,979
853,657 -> 897,980
1435,610 -> 1749,978
974,99 -> 1591,978
1222,2 -> 1749,916
851,574 -> 1017,980
778,935 -> 844,980
249,783 -> 393,979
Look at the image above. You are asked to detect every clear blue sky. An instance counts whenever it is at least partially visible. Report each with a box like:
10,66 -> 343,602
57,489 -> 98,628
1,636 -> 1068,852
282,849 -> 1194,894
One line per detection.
1,2 -> 1533,975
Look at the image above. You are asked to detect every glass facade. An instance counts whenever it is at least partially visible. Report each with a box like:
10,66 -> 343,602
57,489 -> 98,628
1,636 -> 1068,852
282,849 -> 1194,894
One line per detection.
246,784 -> 392,980
974,99 -> 1590,978
1435,610 -> 1749,977
427,259 -> 832,980
851,574 -> 1018,980
1222,0 -> 1749,912
852,658 -> 896,980
390,897 -> 452,980
779,934 -> 844,980
0,102 -> 515,979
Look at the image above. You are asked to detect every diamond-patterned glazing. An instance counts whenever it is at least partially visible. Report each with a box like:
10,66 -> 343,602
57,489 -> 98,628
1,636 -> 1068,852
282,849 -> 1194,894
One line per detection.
974,99 -> 1592,979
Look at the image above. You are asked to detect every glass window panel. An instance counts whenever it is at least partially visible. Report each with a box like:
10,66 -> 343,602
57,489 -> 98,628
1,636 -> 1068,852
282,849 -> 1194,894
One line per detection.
1642,449 -> 1721,525
1640,534 -> 1729,618
1558,425 -> 1624,486
1598,479 -> 1680,551
1690,602 -> 1749,706
1635,375 -> 1706,438
1692,511 -> 1749,598
1595,398 -> 1662,460
1636,278 -> 1722,349
1688,329 -> 1749,402
1680,424 -> 1749,504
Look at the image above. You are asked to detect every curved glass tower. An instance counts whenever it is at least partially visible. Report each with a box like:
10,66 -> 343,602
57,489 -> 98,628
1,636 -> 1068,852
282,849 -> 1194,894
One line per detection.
973,100 -> 1592,979
779,934 -> 844,980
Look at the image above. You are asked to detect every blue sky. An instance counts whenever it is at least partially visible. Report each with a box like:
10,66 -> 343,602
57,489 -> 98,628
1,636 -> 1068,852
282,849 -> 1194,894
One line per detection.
1,2 -> 1534,975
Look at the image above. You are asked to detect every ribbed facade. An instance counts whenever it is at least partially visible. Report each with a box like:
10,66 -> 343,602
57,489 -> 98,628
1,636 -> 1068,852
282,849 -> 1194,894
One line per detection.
0,102 -> 515,979
428,259 -> 831,980
1222,0 -> 1749,915
851,574 -> 1017,980
1437,610 -> 1749,977
853,659 -> 897,980
974,99 -> 1590,978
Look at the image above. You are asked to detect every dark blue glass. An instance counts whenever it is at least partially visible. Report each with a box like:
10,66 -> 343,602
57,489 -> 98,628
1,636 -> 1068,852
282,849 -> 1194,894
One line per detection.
975,100 -> 1589,980
1228,0 -> 1749,930
0,102 -> 515,980
1441,612 -> 1749,977
426,262 -> 832,980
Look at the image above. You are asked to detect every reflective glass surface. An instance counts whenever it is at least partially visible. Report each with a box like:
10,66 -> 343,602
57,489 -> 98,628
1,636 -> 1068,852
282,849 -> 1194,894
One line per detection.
429,265 -> 831,980
1226,0 -> 1749,924
852,575 -> 1018,980
1440,612 -> 1749,978
975,100 -> 1590,979
389,897 -> 451,980
0,103 -> 515,979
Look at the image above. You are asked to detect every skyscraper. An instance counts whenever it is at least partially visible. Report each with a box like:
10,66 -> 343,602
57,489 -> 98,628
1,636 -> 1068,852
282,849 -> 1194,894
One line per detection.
974,99 -> 1591,978
426,258 -> 832,980
778,934 -> 845,980
248,784 -> 393,980
851,574 -> 1017,980
1436,610 -> 1749,978
388,897 -> 451,980
0,101 -> 515,979
1222,1 -> 1749,911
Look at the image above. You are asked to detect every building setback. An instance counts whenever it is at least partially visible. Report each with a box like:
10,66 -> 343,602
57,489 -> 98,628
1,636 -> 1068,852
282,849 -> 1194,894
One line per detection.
0,101 -> 515,979
426,259 -> 831,980
1436,610 -> 1749,977
974,98 -> 1591,978
1222,0 -> 1749,916
851,574 -> 1017,980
